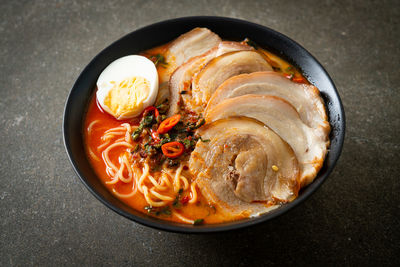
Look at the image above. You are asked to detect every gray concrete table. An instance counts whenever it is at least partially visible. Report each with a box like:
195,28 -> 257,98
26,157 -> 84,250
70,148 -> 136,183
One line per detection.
1,0 -> 399,265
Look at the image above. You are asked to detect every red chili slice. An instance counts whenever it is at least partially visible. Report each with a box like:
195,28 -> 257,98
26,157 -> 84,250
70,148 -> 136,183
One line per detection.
143,106 -> 159,117
157,114 -> 181,134
151,130 -> 160,143
161,141 -> 184,158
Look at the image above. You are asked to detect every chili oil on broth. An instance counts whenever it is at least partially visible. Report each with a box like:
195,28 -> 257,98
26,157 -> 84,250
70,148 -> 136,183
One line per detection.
83,38 -> 312,225
84,94 -> 243,224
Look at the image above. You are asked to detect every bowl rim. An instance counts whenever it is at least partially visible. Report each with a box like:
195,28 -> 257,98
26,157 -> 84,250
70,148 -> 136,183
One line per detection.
63,16 -> 345,233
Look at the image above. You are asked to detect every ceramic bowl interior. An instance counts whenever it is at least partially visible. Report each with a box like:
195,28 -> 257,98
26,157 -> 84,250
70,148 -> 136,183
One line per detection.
63,16 -> 345,233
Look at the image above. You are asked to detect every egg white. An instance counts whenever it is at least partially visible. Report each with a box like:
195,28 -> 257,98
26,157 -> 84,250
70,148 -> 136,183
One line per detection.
96,55 -> 159,119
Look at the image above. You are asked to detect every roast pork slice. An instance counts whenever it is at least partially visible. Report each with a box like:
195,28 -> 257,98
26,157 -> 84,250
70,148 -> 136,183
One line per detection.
189,117 -> 300,216
168,41 -> 253,116
205,95 -> 329,186
191,51 -> 272,108
162,27 -> 221,83
206,71 -> 330,137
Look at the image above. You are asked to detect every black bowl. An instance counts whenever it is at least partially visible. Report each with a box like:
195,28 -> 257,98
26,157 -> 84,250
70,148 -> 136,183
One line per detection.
63,16 -> 345,233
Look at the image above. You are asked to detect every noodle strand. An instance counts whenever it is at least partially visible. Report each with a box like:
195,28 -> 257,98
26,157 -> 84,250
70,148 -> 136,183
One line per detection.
92,122 -> 198,218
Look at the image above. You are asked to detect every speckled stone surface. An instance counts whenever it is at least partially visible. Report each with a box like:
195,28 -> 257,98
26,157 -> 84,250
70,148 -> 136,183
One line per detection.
1,0 -> 399,265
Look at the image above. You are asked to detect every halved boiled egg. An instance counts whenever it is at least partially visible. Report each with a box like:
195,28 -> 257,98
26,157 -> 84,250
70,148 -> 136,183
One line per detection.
96,55 -> 159,120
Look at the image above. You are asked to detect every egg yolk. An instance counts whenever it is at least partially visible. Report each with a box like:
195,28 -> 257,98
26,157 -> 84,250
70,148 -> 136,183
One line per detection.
104,76 -> 150,118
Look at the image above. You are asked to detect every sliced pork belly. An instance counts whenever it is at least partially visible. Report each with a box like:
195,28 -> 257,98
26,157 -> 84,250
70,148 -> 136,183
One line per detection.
161,27 -> 221,83
206,71 -> 330,138
168,41 -> 253,116
189,117 -> 300,216
205,95 -> 329,186
191,51 -> 272,108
